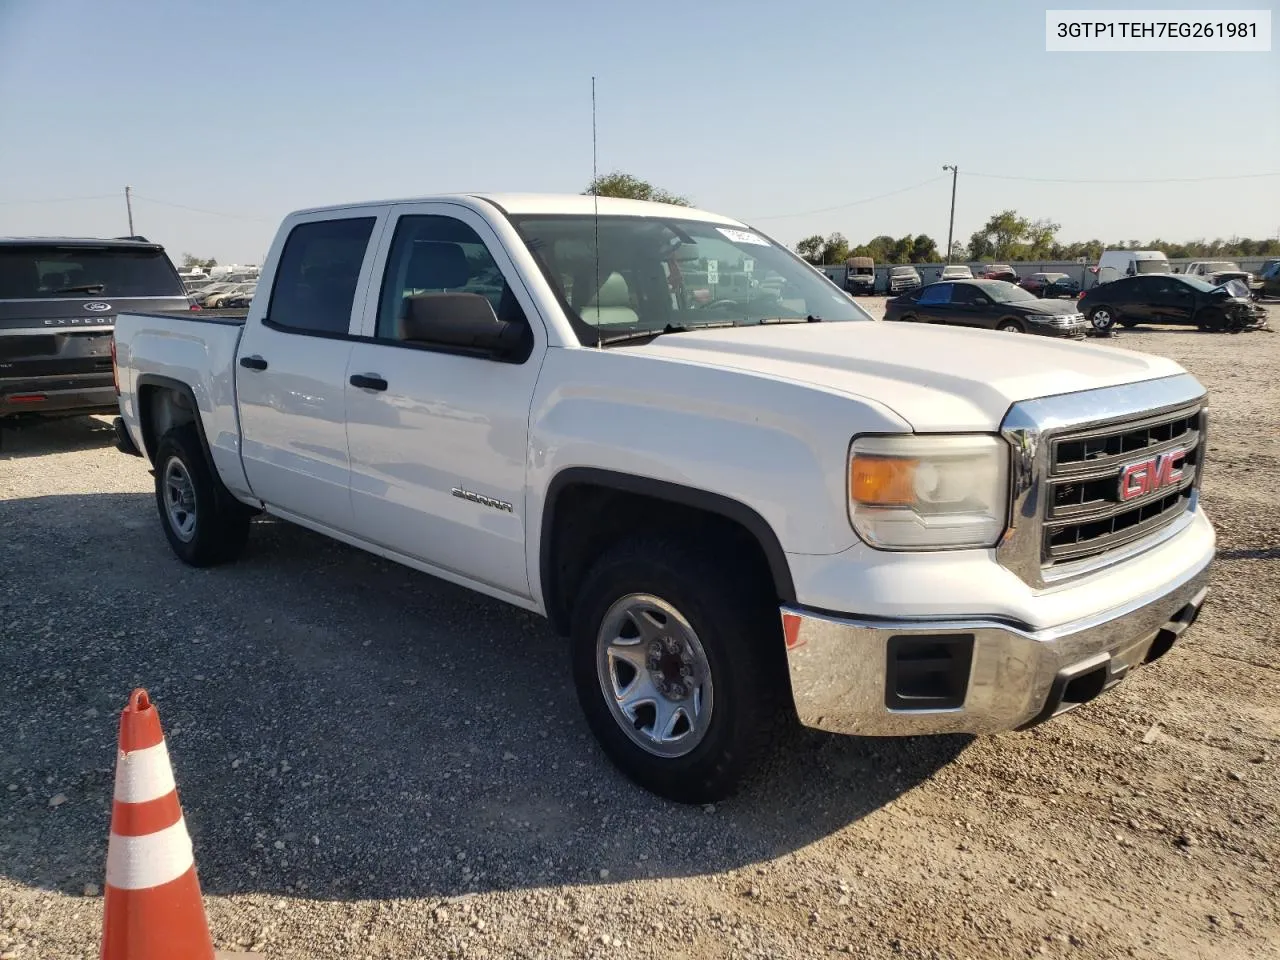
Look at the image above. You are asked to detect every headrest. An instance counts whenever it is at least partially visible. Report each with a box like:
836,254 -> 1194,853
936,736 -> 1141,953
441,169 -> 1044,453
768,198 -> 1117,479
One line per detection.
591,272 -> 630,309
405,242 -> 469,291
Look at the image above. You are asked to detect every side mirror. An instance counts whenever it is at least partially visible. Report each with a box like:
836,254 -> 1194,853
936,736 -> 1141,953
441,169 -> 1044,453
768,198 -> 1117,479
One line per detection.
401,293 -> 526,359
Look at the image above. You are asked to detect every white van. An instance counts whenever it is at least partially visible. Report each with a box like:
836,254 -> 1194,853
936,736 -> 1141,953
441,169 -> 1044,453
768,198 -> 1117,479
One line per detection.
1095,250 -> 1170,285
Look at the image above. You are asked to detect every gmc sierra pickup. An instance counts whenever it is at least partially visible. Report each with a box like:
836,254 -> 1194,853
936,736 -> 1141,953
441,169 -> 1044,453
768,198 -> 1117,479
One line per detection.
112,194 -> 1214,802
1,237 -> 189,430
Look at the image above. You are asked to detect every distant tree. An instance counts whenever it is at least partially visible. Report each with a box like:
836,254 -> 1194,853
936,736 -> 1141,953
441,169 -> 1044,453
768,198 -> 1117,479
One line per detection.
909,234 -> 940,263
1025,218 -> 1060,259
584,171 -> 690,206
796,233 -> 849,265
795,235 -> 825,264
948,240 -> 968,262
967,231 -> 995,261
820,232 -> 850,265
181,253 -> 217,270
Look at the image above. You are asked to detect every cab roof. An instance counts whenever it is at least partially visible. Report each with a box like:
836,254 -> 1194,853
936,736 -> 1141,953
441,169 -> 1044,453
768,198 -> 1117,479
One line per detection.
289,193 -> 747,226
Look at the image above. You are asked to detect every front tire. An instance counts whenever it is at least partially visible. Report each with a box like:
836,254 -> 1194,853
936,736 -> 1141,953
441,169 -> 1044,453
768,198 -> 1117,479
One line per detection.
570,537 -> 783,803
996,319 -> 1024,333
154,424 -> 250,566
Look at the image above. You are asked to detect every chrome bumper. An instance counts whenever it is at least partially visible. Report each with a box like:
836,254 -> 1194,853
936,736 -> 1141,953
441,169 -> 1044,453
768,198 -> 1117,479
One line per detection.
782,557 -> 1211,736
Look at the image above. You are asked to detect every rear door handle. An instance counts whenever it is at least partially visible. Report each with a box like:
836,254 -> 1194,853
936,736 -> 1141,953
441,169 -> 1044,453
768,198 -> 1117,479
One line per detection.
349,373 -> 388,392
239,355 -> 268,371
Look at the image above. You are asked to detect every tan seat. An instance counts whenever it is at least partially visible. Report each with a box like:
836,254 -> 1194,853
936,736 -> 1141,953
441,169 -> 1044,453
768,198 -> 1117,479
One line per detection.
579,272 -> 639,327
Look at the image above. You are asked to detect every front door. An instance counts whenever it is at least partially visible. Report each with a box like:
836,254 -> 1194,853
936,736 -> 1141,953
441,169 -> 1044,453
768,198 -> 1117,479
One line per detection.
343,204 -> 547,600
236,213 -> 382,531
1146,276 -> 1196,324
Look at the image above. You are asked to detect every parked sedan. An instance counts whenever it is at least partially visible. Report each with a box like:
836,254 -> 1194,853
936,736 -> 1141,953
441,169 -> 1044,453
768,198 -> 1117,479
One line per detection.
1020,272 -> 1080,298
939,264 -> 974,281
203,282 -> 256,308
1079,274 -> 1268,332
886,265 -> 922,294
884,279 -> 1088,337
982,264 -> 1019,283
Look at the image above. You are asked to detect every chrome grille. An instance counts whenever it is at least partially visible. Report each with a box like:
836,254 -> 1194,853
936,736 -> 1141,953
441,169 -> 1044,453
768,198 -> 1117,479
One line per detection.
1042,403 -> 1204,569
997,374 -> 1209,589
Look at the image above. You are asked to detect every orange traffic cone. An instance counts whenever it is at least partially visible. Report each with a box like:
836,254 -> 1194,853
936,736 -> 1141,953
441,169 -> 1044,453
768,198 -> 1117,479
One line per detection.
101,689 -> 215,960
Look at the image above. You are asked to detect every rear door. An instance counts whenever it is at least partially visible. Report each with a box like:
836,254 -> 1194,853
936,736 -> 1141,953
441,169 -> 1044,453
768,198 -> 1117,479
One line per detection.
236,211 -> 385,532
913,282 -> 954,323
1100,277 -> 1141,322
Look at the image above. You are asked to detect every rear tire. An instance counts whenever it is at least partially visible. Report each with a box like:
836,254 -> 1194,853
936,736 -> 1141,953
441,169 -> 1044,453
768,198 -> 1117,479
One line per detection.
570,536 -> 784,803
154,424 -> 250,567
1088,306 -> 1117,333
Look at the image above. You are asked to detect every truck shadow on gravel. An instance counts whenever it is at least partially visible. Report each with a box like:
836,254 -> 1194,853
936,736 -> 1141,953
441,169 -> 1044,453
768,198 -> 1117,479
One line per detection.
0,492 -> 968,904
0,416 -> 116,460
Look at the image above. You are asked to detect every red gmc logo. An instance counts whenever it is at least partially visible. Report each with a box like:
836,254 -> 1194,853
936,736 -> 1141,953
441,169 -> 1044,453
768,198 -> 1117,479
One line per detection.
1118,448 -> 1186,502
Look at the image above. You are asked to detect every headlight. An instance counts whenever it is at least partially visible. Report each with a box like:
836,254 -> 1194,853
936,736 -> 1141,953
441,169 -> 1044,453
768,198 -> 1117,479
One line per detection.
848,434 -> 1009,549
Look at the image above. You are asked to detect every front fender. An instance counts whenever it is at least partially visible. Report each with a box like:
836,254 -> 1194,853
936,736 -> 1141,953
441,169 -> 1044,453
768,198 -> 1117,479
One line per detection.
525,346 -> 910,610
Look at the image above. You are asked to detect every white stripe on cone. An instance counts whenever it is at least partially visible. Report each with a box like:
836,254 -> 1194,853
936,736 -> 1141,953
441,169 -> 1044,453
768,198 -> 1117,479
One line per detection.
105,817 -> 196,890
113,740 -> 177,804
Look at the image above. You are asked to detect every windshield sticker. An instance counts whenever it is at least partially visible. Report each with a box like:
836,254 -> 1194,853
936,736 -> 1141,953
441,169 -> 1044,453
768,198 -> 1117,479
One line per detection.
717,228 -> 770,246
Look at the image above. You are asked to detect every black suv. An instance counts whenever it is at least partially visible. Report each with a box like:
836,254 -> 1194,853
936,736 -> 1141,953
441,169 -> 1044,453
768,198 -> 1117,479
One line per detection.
1,238 -> 189,423
1079,273 -> 1268,333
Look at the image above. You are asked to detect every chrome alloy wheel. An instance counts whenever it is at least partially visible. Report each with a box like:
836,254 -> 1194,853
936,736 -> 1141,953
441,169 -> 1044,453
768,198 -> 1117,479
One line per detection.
162,456 -> 197,542
596,594 -> 715,758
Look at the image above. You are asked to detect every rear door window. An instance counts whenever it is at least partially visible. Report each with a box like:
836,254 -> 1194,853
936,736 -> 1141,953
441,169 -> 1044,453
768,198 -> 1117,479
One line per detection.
0,246 -> 185,299
918,284 -> 952,305
267,218 -> 376,336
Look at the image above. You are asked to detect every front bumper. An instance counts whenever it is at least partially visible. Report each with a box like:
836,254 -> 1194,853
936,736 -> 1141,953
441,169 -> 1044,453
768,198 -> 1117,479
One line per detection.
1027,317 -> 1090,339
0,373 -> 116,418
782,556 -> 1211,736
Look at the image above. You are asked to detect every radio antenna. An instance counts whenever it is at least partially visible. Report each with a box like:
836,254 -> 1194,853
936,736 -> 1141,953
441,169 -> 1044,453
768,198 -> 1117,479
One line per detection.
592,76 -> 602,347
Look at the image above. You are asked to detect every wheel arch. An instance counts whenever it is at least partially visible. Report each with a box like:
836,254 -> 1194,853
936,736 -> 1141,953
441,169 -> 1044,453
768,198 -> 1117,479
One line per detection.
135,374 -> 215,471
539,468 -> 795,636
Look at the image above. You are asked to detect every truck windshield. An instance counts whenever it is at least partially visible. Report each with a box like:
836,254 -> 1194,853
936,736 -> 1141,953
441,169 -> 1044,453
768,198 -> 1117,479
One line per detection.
0,245 -> 185,299
1134,259 -> 1170,274
509,215 -> 872,344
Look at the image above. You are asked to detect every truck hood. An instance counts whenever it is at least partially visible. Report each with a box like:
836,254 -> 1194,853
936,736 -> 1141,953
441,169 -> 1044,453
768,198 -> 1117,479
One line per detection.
621,322 -> 1185,432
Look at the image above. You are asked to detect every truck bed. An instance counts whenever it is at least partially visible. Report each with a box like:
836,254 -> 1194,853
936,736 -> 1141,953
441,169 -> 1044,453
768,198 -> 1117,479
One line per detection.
123,308 -> 249,325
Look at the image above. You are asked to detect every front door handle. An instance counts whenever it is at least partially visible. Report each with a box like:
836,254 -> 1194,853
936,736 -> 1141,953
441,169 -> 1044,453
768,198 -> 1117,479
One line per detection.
349,373 -> 388,392
239,355 -> 268,371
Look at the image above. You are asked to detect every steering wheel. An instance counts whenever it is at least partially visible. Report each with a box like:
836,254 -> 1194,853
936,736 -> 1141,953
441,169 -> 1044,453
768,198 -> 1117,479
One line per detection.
700,299 -> 740,311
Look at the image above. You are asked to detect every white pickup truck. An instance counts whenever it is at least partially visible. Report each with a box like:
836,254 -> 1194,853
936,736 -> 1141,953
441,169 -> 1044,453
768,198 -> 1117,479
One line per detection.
112,194 -> 1214,802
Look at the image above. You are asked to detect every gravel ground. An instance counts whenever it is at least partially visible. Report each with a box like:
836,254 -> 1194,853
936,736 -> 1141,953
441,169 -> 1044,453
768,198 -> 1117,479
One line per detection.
1,315 -> 1277,960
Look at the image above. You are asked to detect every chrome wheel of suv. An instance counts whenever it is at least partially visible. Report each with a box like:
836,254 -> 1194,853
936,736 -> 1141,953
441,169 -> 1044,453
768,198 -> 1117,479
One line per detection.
596,594 -> 715,758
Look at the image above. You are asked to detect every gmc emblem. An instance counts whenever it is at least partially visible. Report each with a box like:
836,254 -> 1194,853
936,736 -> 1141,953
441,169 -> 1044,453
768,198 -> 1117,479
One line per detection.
1118,448 -> 1186,502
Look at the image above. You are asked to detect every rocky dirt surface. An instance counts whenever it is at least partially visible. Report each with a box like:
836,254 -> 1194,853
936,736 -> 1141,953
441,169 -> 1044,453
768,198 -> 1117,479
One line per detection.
1,318 -> 1277,960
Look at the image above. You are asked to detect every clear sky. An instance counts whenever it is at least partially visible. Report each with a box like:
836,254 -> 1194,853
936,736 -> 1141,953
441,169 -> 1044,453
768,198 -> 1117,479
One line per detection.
1,0 -> 1277,263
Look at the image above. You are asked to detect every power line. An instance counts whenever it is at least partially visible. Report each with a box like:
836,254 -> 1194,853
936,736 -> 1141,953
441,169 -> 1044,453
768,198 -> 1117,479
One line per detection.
749,175 -> 948,220
131,195 -> 272,223
0,194 -> 117,205
965,170 -> 1280,185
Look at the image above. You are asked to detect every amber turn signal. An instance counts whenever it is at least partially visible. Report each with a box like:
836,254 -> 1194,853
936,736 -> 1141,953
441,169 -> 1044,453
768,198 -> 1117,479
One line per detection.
850,456 -> 918,506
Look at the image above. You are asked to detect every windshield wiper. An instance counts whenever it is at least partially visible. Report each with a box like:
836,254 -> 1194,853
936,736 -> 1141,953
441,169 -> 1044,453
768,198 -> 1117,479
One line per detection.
756,315 -> 823,324
596,320 -> 736,347
54,284 -> 106,294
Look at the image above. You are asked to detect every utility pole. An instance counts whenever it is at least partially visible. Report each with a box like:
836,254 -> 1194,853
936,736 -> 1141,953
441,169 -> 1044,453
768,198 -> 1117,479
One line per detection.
942,164 -> 958,263
124,186 -> 135,236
